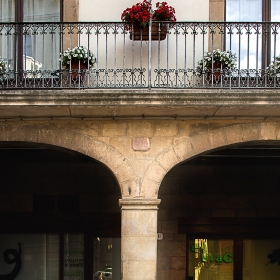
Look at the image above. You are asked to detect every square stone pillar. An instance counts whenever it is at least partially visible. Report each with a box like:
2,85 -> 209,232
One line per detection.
119,198 -> 161,280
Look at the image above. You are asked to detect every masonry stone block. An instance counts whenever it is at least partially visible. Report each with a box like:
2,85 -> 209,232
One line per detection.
224,124 -> 243,144
114,161 -> 138,185
127,120 -> 154,136
0,124 -> 6,141
6,123 -> 25,141
122,261 -> 157,280
157,256 -> 171,269
208,127 -> 227,149
83,136 -> 108,161
174,139 -> 195,161
156,148 -> 179,171
120,179 -> 139,198
144,161 -> 167,184
122,236 -> 157,259
140,178 -> 160,198
154,121 -> 178,137
122,210 -> 157,235
102,146 -> 126,171
171,257 -> 186,269
260,122 -> 277,140
157,240 -> 186,257
102,122 -> 127,136
242,123 -> 260,142
161,221 -> 178,234
37,126 -> 57,145
169,269 -> 186,280
190,132 -> 211,155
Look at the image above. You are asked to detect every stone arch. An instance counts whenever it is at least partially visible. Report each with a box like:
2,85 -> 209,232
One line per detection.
142,121 -> 280,198
0,122 -> 138,197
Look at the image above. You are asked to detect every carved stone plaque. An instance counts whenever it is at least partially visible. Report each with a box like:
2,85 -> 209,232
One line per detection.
132,137 -> 150,151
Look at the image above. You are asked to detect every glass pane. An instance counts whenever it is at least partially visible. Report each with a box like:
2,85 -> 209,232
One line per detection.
0,234 -> 59,280
0,0 -> 15,71
243,239 -> 280,280
271,0 -> 280,63
226,0 -> 262,70
93,237 -> 121,280
226,0 -> 262,22
188,239 -> 234,280
23,0 -> 60,71
64,234 -> 84,280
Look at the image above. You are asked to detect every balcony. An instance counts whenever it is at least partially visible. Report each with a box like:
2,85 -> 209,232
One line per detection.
1,21 -> 280,119
1,21 -> 280,89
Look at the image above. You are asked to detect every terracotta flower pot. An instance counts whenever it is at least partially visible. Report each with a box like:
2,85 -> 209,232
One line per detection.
68,61 -> 87,80
129,24 -> 167,41
207,62 -> 223,83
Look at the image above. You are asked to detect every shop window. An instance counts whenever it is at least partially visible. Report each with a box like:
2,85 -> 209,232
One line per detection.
0,234 -> 121,280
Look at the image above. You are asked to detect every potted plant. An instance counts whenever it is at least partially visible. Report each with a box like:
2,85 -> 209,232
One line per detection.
121,0 -> 176,41
267,55 -> 280,78
196,49 -> 237,82
59,46 -> 96,79
0,58 -> 6,77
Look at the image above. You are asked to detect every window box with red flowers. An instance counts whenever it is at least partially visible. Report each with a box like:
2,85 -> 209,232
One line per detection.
121,1 -> 176,41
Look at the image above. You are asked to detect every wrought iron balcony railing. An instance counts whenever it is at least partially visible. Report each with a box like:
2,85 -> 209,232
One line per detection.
1,21 -> 280,89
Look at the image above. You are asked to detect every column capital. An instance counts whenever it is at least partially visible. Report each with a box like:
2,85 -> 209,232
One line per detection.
119,198 -> 161,210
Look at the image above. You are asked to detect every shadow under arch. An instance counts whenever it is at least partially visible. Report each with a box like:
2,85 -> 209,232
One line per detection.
143,121 -> 280,198
0,140 -> 121,235
157,140 -> 280,280
0,122 -> 138,196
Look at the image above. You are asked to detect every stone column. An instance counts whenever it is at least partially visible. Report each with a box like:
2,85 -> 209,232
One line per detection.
119,198 -> 161,280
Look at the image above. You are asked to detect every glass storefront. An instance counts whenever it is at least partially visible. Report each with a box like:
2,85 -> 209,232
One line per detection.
0,234 -> 121,280
188,238 -> 280,280
243,240 -> 280,280
188,239 -> 234,280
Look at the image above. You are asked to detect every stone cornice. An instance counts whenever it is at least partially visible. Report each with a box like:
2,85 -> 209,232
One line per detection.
2,88 -> 280,118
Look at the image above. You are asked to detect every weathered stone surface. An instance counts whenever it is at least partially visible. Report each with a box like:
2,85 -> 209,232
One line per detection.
102,122 -> 127,136
208,127 -> 228,149
242,123 -> 260,142
127,120 -> 154,136
224,124 -> 244,144
260,122 -> 278,140
156,148 -> 179,171
173,138 -> 195,161
155,121 -> 178,137
144,162 -> 167,184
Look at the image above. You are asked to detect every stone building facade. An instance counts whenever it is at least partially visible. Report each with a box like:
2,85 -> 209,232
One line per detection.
2,0 -> 280,280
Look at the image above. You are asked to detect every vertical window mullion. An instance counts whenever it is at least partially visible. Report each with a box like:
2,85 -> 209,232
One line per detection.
59,233 -> 65,280
234,238 -> 244,280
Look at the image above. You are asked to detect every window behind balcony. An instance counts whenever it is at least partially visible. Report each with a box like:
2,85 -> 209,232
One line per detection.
0,0 -> 61,72
226,0 -> 280,70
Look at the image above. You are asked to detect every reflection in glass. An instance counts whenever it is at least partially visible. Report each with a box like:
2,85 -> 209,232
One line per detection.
188,239 -> 234,280
64,234 -> 84,280
243,239 -> 280,280
0,234 -> 59,280
93,237 -> 121,280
